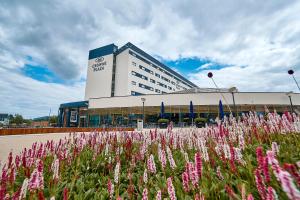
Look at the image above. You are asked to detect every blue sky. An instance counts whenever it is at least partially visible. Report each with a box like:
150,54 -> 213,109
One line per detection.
0,0 -> 300,118
21,56 -> 227,85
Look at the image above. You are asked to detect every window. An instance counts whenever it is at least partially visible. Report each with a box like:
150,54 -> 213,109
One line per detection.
139,65 -> 153,74
162,91 -> 167,94
131,81 -> 136,85
139,83 -> 154,91
150,79 -> 155,84
155,73 -> 160,78
157,82 -> 167,88
131,91 -> 144,96
131,71 -> 148,80
161,76 -> 170,83
171,81 -> 175,85
168,86 -> 172,90
132,62 -> 136,66
155,89 -> 161,93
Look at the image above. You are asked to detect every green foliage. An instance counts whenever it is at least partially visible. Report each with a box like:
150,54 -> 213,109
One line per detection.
4,128 -> 300,199
194,117 -> 207,123
158,118 -> 169,123
49,116 -> 58,124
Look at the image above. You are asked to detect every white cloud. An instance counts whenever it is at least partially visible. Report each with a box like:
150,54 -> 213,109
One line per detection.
196,63 -> 213,71
0,67 -> 85,118
0,0 -> 300,117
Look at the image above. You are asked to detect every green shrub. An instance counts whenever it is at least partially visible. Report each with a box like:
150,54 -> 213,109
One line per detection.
194,117 -> 207,123
158,118 -> 169,123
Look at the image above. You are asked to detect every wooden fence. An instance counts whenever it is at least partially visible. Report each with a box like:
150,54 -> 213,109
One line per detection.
0,127 -> 135,136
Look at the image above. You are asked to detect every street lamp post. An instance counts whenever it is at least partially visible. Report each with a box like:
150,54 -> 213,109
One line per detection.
141,97 -> 146,124
229,87 -> 238,117
207,72 -> 232,115
286,92 -> 294,114
288,69 -> 300,91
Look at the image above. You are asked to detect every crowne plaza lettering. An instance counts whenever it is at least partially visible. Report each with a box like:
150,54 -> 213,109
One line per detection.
92,56 -> 107,72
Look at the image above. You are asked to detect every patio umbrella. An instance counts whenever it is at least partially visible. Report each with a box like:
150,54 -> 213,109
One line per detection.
160,102 -> 165,118
189,101 -> 194,119
219,100 -> 224,120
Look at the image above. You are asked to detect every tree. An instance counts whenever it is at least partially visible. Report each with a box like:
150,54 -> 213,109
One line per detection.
11,114 -> 24,125
49,116 -> 58,124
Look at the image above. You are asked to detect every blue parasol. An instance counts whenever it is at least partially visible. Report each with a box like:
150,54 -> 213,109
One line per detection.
219,100 -> 224,120
160,102 -> 165,118
189,101 -> 194,119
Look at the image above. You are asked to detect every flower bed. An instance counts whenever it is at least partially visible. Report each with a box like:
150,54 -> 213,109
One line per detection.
0,112 -> 300,199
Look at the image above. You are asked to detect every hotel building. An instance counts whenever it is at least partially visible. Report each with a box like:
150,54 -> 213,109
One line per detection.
58,42 -> 300,127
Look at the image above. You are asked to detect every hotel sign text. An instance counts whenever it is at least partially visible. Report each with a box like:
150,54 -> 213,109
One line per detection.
92,56 -> 107,72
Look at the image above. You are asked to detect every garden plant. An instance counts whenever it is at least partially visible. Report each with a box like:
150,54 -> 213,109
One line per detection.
0,111 -> 300,199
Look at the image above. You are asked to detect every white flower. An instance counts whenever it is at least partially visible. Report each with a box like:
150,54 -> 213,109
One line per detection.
114,162 -> 120,184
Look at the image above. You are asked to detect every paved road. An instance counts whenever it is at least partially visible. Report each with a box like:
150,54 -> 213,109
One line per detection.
0,133 -> 71,164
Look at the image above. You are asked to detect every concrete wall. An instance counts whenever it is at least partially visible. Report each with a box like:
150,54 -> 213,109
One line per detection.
89,92 -> 300,109
84,54 -> 114,100
114,49 -> 130,96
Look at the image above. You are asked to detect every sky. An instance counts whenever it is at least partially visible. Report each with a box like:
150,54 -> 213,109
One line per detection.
0,0 -> 300,118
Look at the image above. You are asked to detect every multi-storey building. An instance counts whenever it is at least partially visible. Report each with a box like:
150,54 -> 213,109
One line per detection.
58,42 -> 300,127
85,42 -> 197,100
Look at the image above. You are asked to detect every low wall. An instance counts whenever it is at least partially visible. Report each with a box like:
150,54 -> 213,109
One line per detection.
0,127 -> 134,136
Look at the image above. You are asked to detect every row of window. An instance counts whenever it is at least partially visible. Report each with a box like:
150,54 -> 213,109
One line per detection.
131,71 -> 148,80
139,83 -> 154,91
131,70 -> 175,91
139,65 -> 153,75
131,81 -> 167,94
137,63 -> 178,86
129,50 -> 193,88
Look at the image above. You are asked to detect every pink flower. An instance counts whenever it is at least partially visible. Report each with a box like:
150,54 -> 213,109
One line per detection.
166,147 -> 176,169
278,170 -> 300,200
63,187 -> 68,200
156,190 -> 162,200
147,154 -> 156,174
271,142 -> 279,156
262,157 -> 270,183
194,152 -> 202,179
256,147 -> 264,170
142,188 -> 148,200
182,172 -> 190,192
167,177 -> 176,200
247,194 -> 254,200
187,162 -> 198,187
255,169 -> 266,200
266,186 -> 277,200
283,163 -> 300,187
51,158 -> 59,180
159,148 -> 167,169
28,160 -> 44,191
15,155 -> 20,169
7,152 -> 13,169
107,179 -> 114,199
19,178 -> 29,200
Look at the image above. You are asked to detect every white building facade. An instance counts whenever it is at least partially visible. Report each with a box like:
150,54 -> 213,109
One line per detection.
58,42 -> 300,127
85,43 -> 197,100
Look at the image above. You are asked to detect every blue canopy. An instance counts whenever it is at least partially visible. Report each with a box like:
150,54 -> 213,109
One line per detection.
160,102 -> 165,118
219,100 -> 224,120
189,101 -> 194,119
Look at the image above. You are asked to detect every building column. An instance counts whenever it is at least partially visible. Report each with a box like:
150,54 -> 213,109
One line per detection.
67,109 -> 71,127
